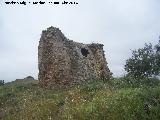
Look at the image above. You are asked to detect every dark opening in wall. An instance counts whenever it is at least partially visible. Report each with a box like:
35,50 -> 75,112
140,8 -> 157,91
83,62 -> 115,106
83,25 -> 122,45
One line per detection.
81,48 -> 89,57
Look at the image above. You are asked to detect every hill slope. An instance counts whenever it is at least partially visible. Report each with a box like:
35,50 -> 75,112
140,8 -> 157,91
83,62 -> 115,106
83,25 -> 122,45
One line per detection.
0,79 -> 160,120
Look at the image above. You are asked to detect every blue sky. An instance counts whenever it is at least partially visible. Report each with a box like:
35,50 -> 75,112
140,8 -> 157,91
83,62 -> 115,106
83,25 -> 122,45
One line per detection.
0,0 -> 160,82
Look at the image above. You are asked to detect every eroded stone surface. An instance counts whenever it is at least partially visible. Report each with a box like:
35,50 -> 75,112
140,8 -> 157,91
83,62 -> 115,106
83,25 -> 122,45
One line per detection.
38,26 -> 112,88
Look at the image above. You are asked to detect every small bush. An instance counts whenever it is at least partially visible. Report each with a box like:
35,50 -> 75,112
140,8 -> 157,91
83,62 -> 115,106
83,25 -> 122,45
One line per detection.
0,80 -> 4,86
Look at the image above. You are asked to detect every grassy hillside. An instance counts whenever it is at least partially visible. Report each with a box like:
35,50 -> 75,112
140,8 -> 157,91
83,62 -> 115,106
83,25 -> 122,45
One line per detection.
0,78 -> 160,120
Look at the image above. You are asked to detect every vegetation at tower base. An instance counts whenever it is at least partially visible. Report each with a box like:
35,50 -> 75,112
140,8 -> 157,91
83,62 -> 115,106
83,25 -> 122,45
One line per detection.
0,76 -> 160,120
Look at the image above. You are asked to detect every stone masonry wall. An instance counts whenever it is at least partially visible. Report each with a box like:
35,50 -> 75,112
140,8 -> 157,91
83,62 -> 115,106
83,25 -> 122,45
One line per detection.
38,26 -> 112,88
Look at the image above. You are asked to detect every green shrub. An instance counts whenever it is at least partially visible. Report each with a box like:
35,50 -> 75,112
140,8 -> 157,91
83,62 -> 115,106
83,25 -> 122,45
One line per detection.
0,80 -> 4,86
125,41 -> 160,79
112,76 -> 160,89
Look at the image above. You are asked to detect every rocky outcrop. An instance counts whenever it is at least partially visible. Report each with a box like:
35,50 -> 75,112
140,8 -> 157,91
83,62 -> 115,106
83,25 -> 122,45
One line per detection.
38,26 -> 112,88
15,76 -> 35,81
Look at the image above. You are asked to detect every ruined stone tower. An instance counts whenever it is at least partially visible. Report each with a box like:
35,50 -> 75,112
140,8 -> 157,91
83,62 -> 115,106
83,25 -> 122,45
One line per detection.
38,26 -> 112,88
